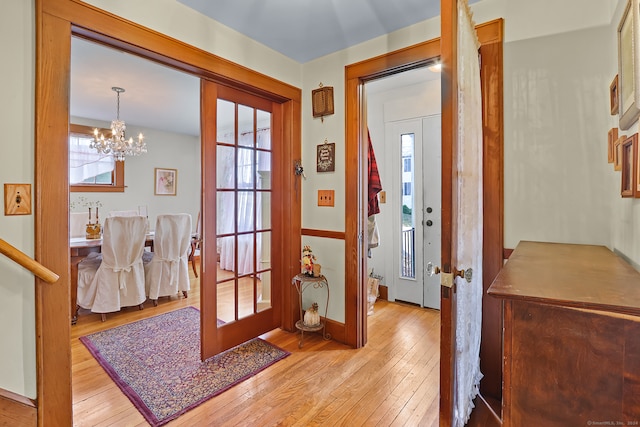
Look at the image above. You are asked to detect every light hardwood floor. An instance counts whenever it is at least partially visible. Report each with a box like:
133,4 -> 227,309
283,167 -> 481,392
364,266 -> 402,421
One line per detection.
71,263 -> 441,426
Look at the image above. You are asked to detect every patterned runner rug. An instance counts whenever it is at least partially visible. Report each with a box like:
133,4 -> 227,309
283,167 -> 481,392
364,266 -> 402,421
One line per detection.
80,306 -> 290,426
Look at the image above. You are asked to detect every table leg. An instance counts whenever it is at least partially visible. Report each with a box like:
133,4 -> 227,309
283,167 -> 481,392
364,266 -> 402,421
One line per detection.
70,255 -> 83,325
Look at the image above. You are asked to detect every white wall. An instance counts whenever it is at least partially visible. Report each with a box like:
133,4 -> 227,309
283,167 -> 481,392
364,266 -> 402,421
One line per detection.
0,0 -> 36,399
70,117 -> 201,232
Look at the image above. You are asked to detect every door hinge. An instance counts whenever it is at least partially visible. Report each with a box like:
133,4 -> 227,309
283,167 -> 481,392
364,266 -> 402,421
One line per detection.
441,272 -> 453,288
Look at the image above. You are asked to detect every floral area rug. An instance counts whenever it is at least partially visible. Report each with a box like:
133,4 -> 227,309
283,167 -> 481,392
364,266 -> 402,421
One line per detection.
79,306 -> 290,426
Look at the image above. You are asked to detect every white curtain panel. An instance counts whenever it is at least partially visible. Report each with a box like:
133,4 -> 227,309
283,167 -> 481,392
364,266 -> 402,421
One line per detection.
454,1 -> 484,425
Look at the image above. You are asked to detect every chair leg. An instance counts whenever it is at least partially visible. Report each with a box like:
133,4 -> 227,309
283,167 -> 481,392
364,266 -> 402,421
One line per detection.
190,240 -> 199,278
182,291 -> 188,298
153,299 -> 158,307
139,303 -> 144,310
100,313 -> 106,322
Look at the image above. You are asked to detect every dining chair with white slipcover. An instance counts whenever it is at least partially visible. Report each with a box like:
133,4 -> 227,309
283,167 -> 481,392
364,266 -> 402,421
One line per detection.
76,215 -> 148,321
144,213 -> 192,305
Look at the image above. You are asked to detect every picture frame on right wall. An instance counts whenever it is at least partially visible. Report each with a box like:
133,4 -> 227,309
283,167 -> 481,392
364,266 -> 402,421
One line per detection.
621,133 -> 637,197
608,127 -> 618,163
617,0 -> 640,129
615,135 -> 625,171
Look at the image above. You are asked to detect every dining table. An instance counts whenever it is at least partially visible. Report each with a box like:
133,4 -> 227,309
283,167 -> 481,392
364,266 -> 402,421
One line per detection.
69,232 -> 154,325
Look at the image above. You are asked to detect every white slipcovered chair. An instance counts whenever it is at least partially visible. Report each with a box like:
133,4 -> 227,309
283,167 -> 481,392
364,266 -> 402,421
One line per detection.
144,213 -> 192,305
108,210 -> 139,217
77,215 -> 148,321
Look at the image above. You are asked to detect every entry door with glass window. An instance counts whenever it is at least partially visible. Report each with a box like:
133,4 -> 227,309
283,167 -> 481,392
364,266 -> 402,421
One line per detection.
389,117 -> 441,309
201,82 -> 281,357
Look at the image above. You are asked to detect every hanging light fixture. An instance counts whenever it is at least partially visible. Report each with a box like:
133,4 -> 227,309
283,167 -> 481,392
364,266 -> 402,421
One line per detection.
90,87 -> 147,161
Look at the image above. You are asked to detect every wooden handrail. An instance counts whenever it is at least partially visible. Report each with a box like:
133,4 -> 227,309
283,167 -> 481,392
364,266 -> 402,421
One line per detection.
0,239 -> 59,283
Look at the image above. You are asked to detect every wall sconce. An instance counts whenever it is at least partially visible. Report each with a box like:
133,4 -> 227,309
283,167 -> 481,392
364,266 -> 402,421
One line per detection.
312,83 -> 334,122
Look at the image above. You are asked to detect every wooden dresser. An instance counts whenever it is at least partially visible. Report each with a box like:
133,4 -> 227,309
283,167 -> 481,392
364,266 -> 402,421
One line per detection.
488,241 -> 640,426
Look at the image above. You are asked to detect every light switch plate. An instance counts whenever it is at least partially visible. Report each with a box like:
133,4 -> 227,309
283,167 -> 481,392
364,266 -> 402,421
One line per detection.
4,183 -> 32,216
379,191 -> 386,204
317,189 -> 335,207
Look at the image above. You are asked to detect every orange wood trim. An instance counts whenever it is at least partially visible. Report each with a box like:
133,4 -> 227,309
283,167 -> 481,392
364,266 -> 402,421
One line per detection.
479,20 -> 505,403
0,389 -> 37,427
503,248 -> 514,260
439,0 -> 458,423
43,0 -> 300,103
36,9 -> 74,427
324,317 -> 346,344
301,228 -> 346,240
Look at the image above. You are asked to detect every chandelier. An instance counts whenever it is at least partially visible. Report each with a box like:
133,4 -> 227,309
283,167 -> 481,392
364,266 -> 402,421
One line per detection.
90,87 -> 147,161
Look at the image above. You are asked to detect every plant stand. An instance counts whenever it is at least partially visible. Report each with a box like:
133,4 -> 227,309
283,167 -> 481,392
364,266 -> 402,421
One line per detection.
292,273 -> 331,348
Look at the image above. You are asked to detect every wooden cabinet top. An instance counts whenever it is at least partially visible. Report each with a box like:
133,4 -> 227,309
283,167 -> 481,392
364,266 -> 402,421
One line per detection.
487,241 -> 640,317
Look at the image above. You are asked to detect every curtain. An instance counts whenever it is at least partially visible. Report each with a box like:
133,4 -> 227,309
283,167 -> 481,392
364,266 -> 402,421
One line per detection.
454,1 -> 484,425
217,128 -> 270,275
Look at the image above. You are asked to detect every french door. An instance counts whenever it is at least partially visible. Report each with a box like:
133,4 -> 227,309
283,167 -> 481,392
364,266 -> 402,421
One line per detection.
201,81 -> 283,357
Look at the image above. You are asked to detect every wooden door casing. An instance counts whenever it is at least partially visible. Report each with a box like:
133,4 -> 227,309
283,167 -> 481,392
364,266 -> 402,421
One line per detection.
36,1 -> 302,425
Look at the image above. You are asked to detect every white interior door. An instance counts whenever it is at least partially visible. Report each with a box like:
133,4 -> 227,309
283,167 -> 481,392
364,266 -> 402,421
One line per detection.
422,115 -> 441,310
390,117 -> 441,309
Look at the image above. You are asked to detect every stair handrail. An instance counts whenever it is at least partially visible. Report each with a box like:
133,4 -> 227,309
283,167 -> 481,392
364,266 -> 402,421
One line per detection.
0,238 -> 59,283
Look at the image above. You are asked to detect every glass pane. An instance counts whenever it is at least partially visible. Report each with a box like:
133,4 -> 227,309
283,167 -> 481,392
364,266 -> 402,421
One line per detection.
257,231 -> 270,271
257,151 -> 271,189
217,279 -> 236,323
257,192 -> 270,230
257,270 -> 272,313
216,145 -> 235,189
238,275 -> 255,319
238,104 -> 254,147
217,99 -> 235,144
217,191 -> 235,235
236,233 -> 255,274
400,133 -> 416,279
69,133 -> 115,185
237,148 -> 254,189
237,192 -> 255,233
256,110 -> 271,150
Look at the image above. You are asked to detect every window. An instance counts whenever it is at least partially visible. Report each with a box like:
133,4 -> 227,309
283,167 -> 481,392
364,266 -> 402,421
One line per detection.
403,182 -> 412,196
70,124 -> 124,192
403,157 -> 411,172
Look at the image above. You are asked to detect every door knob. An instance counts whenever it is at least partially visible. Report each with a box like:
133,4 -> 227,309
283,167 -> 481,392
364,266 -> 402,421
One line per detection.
454,267 -> 473,283
426,262 -> 440,276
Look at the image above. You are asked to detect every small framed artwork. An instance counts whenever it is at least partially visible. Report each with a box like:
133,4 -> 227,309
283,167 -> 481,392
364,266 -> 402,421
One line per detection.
608,128 -> 618,163
154,168 -> 177,196
636,132 -> 640,197
614,135 -> 625,171
618,0 -> 640,129
316,140 -> 336,172
610,75 -> 619,115
621,133 -> 637,197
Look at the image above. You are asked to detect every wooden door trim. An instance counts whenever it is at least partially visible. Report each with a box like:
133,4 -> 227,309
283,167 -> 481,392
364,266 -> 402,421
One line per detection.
344,13 -> 504,424
36,1 -> 301,425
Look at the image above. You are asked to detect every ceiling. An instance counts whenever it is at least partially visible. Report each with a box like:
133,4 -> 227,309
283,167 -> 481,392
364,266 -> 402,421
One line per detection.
177,0 -> 453,63
71,1 -> 468,136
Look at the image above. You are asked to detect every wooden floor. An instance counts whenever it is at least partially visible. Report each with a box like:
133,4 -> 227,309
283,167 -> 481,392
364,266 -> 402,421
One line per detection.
71,264 -> 441,426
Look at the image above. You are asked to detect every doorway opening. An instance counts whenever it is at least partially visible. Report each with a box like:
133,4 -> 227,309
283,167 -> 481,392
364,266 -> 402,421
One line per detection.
364,67 -> 442,311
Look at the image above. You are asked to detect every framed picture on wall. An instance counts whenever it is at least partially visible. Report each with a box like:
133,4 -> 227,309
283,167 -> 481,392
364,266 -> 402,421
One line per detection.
618,0 -> 640,129
615,135 -> 625,171
636,131 -> 640,197
621,133 -> 637,197
316,141 -> 336,172
610,75 -> 619,115
608,127 -> 618,163
154,168 -> 177,196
